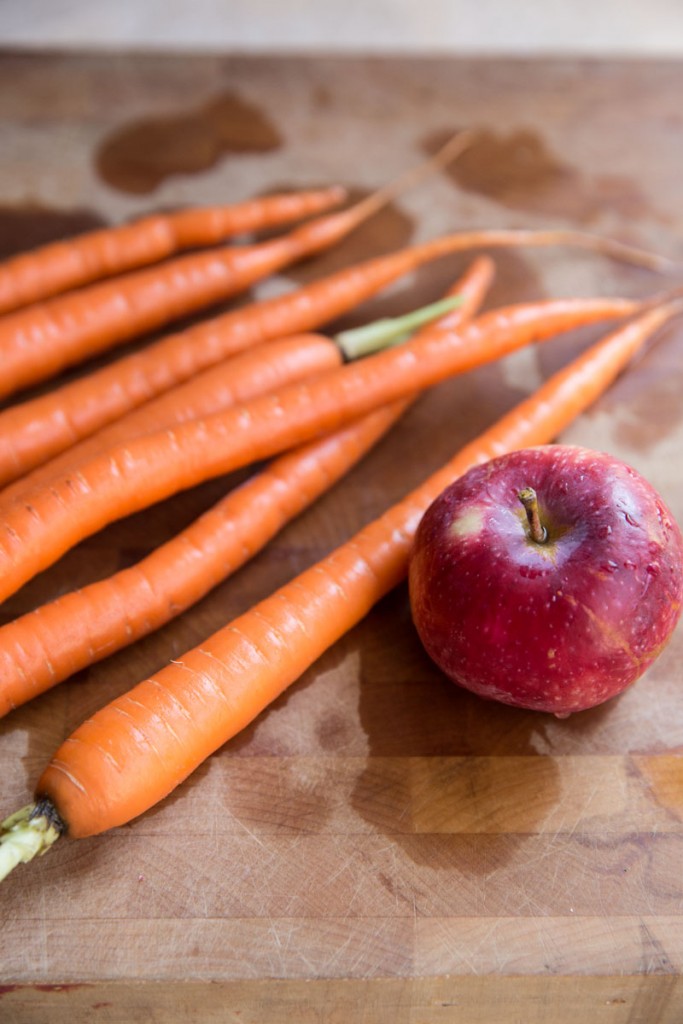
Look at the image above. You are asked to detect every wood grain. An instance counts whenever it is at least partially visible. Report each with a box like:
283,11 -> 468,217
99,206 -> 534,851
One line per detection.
1,50 -> 683,1023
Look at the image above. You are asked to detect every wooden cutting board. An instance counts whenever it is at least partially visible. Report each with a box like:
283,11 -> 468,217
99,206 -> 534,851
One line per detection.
1,51 -> 683,1023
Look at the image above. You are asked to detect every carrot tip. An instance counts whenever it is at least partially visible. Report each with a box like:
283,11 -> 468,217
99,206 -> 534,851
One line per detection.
0,801 -> 62,882
343,127 -> 477,227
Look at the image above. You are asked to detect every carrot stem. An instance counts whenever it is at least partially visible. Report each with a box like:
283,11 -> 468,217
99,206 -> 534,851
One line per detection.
0,803 -> 62,881
335,294 -> 463,359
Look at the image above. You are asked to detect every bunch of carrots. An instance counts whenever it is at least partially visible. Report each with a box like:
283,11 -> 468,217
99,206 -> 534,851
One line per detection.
0,133 -> 680,880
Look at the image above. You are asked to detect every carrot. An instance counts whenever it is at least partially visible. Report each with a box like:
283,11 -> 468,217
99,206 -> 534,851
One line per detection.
0,186 -> 347,316
0,131 -> 475,401
0,402 -> 409,718
0,259 -> 493,715
0,333 -> 342,507
0,292 -> 641,603
0,227 -> 666,488
0,236 -> 487,489
335,257 -> 495,359
0,262 -> 488,507
1,301 -> 678,873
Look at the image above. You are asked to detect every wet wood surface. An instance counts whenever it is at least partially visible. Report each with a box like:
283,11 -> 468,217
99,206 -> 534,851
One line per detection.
1,50 -> 683,1023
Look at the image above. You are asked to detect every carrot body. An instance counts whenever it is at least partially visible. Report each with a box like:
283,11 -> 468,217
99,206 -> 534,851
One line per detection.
34,301 -> 680,839
0,333 -> 342,506
0,294 -> 639,603
0,226 -> 666,487
0,132 -> 479,400
2,257 -> 495,505
0,202 -> 382,400
0,187 -> 346,316
0,402 -> 408,717
0,258 -> 494,713
0,235 -> 488,486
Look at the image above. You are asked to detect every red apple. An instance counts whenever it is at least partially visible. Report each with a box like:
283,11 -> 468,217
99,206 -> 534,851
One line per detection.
408,445 -> 683,715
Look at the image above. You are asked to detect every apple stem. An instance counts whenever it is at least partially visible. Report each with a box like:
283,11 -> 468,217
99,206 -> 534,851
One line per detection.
519,487 -> 547,544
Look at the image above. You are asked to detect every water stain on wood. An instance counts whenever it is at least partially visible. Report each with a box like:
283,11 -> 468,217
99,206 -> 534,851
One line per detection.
316,709 -> 354,751
613,376 -> 683,452
599,321 -> 683,452
0,204 -> 106,260
33,984 -> 86,993
631,755 -> 683,823
96,91 -> 283,195
474,247 -> 546,308
312,84 -> 334,110
424,128 -> 655,225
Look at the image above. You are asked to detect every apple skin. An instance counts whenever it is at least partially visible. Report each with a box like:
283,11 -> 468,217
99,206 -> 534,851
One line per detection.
408,445 -> 683,715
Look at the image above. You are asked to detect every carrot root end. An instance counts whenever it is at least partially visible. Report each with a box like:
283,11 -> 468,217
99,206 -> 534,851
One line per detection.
0,800 -> 62,882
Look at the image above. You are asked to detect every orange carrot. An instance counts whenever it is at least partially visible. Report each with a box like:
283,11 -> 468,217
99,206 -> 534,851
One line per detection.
0,403 -> 409,718
0,187 -> 347,316
0,131 -> 474,400
0,227 -> 665,487
0,231 -> 481,489
0,260 -> 490,505
1,301 -> 677,872
0,292 -> 641,603
0,333 -> 341,506
0,259 -> 493,715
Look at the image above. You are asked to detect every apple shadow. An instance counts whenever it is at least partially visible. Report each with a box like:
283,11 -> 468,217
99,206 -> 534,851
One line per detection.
347,581 -> 615,873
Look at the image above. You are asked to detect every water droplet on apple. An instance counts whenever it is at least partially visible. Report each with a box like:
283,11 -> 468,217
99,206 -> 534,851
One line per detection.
597,525 -> 612,539
624,512 -> 639,527
623,560 -> 637,570
600,560 -> 619,574
554,710 -> 572,719
646,563 -> 661,577
518,563 -> 546,579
